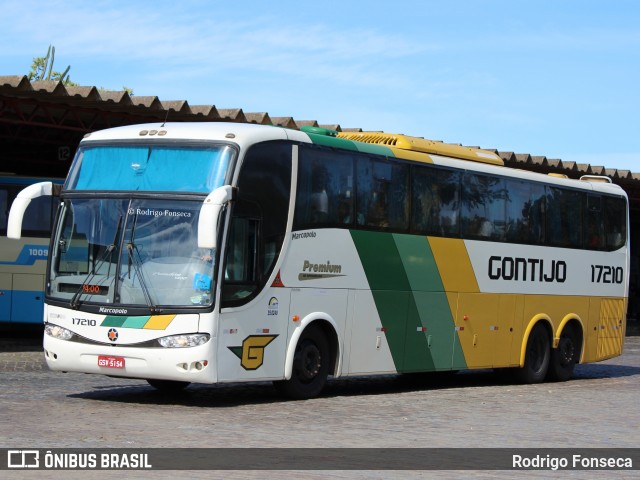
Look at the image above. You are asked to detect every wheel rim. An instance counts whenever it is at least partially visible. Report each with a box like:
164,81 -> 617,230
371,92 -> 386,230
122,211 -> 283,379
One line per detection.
296,340 -> 322,382
557,333 -> 576,367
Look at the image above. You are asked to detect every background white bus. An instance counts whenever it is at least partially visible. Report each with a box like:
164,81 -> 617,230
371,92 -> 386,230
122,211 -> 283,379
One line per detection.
7,123 -> 629,398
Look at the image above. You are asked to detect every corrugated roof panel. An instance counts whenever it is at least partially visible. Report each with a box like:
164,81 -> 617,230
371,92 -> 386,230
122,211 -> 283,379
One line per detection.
0,75 -> 637,181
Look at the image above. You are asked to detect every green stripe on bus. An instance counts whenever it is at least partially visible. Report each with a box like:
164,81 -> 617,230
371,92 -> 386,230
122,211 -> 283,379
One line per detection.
351,231 -> 467,372
393,234 -> 466,371
351,230 -> 410,370
352,142 -> 394,156
122,316 -> 151,328
101,316 -> 150,328
101,316 -> 127,327
306,132 -> 393,157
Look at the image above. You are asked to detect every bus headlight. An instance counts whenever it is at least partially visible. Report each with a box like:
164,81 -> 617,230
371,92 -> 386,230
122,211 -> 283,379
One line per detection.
45,324 -> 74,341
157,333 -> 210,348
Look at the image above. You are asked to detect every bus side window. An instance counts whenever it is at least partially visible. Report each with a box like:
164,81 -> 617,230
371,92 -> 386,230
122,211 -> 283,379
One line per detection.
22,194 -> 54,236
584,194 -> 604,250
604,196 -> 626,250
461,173 -> 506,241
294,145 -> 355,229
547,187 -> 583,248
411,166 -> 460,237
222,217 -> 259,294
505,179 -> 545,244
222,141 -> 291,307
356,157 -> 408,231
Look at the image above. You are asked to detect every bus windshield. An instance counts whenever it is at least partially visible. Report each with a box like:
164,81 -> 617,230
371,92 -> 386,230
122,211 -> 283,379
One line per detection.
49,197 -> 216,310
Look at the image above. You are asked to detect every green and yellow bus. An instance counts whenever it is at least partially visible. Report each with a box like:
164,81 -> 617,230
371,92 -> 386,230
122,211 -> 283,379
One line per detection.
7,123 -> 628,398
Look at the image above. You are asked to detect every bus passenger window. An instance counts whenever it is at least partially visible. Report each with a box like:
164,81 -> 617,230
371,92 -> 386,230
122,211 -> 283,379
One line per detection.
309,164 -> 329,223
412,167 -> 460,237
505,180 -> 545,244
584,195 -> 604,250
356,157 -> 408,231
294,145 -> 355,229
461,173 -> 506,241
546,187 -> 582,248
604,196 -> 626,250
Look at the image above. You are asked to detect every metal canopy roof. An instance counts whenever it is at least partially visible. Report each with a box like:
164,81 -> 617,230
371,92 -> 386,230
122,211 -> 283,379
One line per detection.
1,74 -> 639,213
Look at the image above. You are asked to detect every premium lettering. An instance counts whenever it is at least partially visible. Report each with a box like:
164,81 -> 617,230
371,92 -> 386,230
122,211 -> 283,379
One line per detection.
302,260 -> 342,274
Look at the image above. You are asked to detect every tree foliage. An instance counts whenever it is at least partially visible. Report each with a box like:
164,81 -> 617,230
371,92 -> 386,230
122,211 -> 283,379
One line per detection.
27,45 -> 134,94
28,45 -> 77,86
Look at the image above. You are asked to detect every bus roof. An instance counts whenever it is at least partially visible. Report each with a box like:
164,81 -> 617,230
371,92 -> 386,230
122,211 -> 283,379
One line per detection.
81,123 -> 502,166
337,131 -> 504,166
79,122 -> 622,196
80,122 -> 311,149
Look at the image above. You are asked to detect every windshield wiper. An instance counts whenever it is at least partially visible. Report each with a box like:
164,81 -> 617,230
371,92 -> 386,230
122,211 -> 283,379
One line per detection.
126,212 -> 161,314
70,215 -> 122,309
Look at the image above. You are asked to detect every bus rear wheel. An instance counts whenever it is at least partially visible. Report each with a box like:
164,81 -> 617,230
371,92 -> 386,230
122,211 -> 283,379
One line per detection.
515,323 -> 550,384
547,324 -> 580,382
147,379 -> 190,392
274,325 -> 330,400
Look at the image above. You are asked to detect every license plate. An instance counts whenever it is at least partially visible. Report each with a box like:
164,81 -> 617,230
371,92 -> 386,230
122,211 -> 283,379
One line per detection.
98,355 -> 125,369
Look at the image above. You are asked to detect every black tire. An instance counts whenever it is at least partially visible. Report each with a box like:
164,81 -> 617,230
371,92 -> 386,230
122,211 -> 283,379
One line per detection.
147,379 -> 190,392
273,324 -> 330,400
515,323 -> 550,384
547,324 -> 580,382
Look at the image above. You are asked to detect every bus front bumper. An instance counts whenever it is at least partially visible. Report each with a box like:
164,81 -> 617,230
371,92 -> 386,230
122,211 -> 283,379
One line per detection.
43,335 -> 217,384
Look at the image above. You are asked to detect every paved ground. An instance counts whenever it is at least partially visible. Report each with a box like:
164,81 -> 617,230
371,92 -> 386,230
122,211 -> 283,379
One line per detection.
1,334 -> 639,479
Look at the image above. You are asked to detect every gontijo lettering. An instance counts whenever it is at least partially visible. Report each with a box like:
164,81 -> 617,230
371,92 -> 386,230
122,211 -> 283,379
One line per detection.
488,256 -> 566,283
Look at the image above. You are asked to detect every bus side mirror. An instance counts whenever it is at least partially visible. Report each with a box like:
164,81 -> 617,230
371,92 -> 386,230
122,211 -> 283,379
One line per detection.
7,181 -> 53,239
197,185 -> 235,249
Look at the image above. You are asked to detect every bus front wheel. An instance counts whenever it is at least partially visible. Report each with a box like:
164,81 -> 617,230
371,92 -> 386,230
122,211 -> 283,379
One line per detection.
274,324 -> 330,400
515,323 -> 550,384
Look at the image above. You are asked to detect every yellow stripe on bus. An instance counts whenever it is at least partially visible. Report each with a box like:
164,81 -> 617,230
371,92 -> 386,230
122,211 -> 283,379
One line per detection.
144,314 -> 177,330
428,237 -> 479,293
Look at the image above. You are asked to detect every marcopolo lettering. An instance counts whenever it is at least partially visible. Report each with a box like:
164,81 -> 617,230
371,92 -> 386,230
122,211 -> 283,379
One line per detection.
292,231 -> 317,240
488,256 -> 567,283
99,307 -> 128,315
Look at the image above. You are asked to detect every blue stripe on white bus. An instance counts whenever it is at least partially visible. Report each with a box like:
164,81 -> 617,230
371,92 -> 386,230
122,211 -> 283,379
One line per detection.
0,245 -> 48,265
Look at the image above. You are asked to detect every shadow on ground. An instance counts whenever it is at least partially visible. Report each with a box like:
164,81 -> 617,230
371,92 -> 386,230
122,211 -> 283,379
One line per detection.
66,360 -> 640,409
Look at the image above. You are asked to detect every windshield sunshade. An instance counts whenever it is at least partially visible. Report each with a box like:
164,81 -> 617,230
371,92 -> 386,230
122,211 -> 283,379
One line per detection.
67,145 -> 233,193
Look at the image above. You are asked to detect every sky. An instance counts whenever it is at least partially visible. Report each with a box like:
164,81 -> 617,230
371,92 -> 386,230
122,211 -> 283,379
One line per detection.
2,0 -> 640,171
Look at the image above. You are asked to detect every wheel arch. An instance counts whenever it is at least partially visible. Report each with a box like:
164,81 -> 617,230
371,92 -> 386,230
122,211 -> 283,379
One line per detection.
519,315 -> 553,367
555,315 -> 585,364
284,313 -> 341,380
